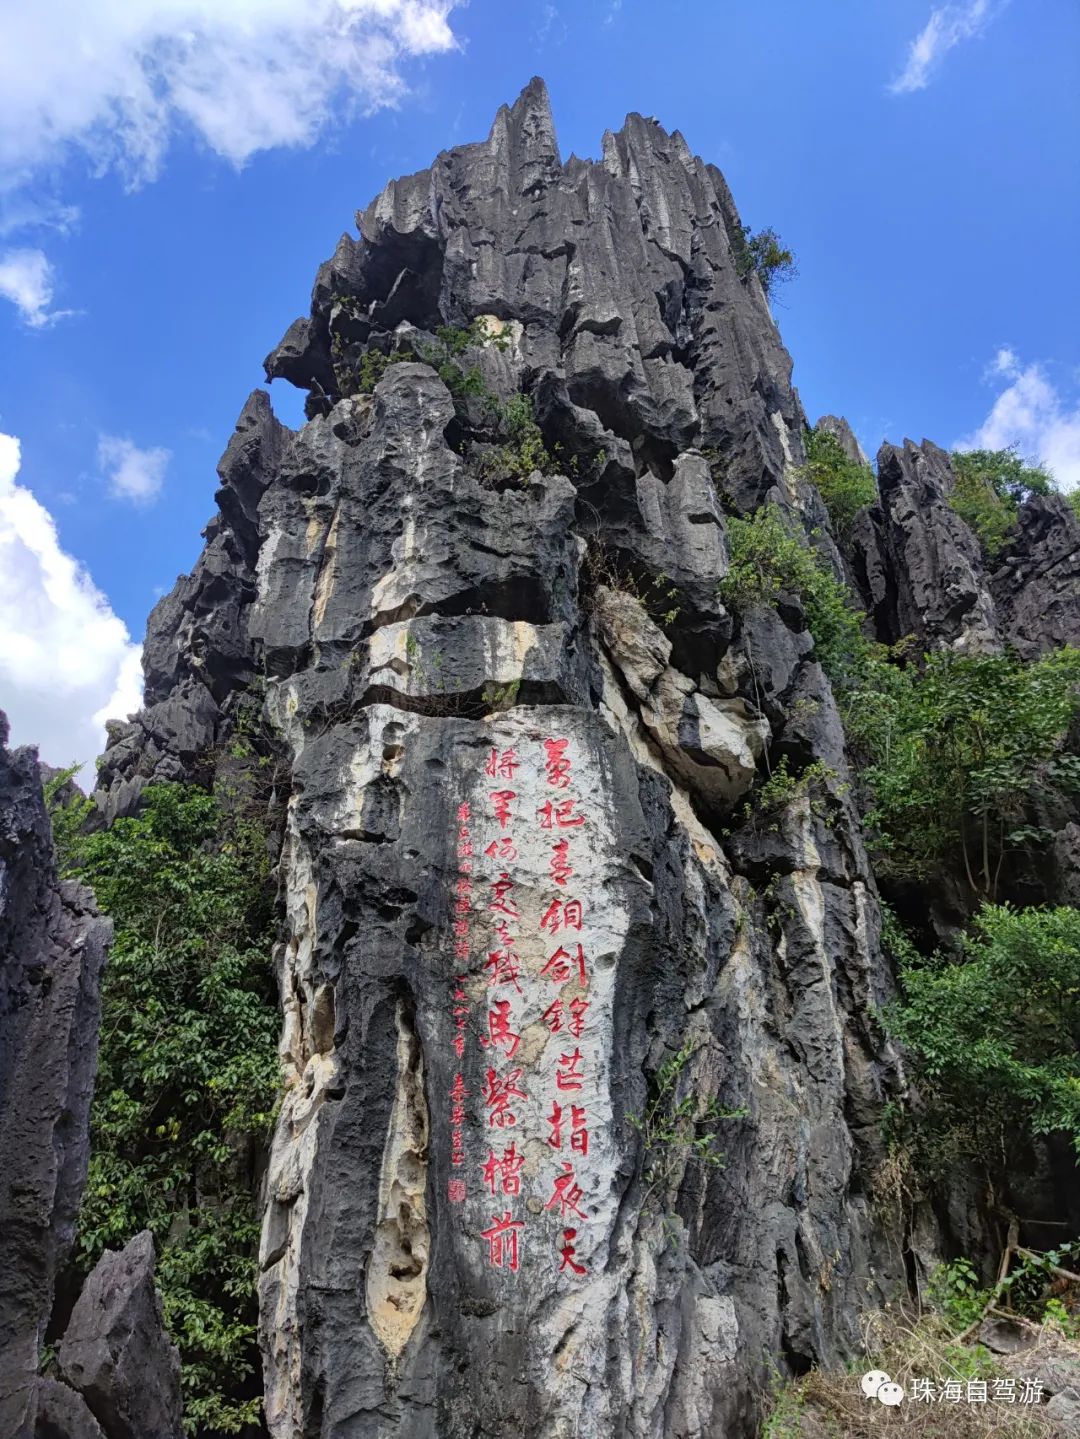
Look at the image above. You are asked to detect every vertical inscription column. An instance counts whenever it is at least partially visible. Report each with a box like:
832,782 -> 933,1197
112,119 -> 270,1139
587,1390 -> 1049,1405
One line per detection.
437,719 -> 623,1293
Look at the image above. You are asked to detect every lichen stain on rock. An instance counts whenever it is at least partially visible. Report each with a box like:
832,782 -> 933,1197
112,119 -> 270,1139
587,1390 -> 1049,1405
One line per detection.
366,997 -> 430,1358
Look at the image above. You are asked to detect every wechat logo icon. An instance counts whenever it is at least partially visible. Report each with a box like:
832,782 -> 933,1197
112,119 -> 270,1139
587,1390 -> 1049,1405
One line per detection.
861,1370 -> 905,1406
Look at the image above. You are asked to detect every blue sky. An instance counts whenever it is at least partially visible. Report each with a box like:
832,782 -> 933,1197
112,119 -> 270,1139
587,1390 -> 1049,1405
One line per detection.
1,0 -> 1078,773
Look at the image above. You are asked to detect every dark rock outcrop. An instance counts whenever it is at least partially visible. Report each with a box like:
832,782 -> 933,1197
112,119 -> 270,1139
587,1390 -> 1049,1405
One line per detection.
0,715 -> 110,1439
846,436 -> 1080,659
91,82 -> 909,1438
847,438 -> 998,652
58,1232 -> 183,1439
0,719 -> 183,1439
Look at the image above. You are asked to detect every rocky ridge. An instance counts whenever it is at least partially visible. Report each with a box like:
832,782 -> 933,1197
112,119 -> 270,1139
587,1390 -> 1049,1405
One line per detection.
82,79 -> 1080,1439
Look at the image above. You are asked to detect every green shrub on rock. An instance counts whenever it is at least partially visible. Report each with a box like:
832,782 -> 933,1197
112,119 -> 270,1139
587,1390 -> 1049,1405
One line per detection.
949,446 -> 1054,557
803,426 -> 877,535
889,902 -> 1080,1165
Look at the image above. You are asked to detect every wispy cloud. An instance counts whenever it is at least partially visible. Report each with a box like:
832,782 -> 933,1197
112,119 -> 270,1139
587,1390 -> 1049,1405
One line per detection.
97,435 -> 171,505
0,1 -> 461,190
956,347 -> 1080,491
0,431 -> 143,782
0,247 -> 73,327
889,0 -> 1003,95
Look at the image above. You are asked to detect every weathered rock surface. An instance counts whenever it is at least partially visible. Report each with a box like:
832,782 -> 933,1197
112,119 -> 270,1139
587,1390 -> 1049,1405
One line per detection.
86,79 -> 1079,1438
846,435 -> 1080,659
0,715 -> 111,1439
0,721 -> 184,1439
58,1232 -> 183,1439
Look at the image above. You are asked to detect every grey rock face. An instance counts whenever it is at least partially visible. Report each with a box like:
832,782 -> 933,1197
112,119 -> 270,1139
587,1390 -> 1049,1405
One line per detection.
814,414 -> 869,466
848,439 -> 999,652
31,1380 -> 106,1439
991,492 -> 1080,659
58,1232 -> 182,1439
844,435 -> 1080,662
0,719 -> 110,1439
87,79 -> 1080,1439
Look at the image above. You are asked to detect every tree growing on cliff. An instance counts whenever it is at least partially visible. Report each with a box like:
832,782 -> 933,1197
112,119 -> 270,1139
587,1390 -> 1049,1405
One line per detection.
734,224 -> 797,298
948,446 -> 1054,557
888,903 -> 1080,1171
69,784 -> 280,1436
803,426 -> 878,535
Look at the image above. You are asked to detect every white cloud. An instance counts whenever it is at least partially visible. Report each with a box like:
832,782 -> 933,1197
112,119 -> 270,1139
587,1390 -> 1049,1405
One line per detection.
956,348 -> 1080,492
0,1 -> 461,190
0,247 -> 69,326
0,431 -> 143,785
889,0 -> 1002,94
97,435 -> 170,505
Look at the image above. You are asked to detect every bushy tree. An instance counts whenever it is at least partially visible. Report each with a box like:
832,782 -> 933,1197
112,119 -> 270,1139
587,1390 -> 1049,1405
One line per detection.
69,785 -> 280,1436
888,903 -> 1080,1165
734,224 -> 797,298
803,426 -> 877,535
720,503 -> 868,682
949,446 -> 1054,557
857,647 -> 1080,894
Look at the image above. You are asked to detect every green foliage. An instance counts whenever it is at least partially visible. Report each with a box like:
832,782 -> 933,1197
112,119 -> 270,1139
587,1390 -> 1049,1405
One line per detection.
329,314 -> 557,482
481,678 -> 521,712
719,504 -> 869,683
480,391 -> 553,481
926,1258 -> 988,1331
1069,488 -> 1080,523
627,1042 -> 745,1211
853,647 -> 1080,892
44,763 -> 94,873
888,903 -> 1080,1163
734,224 -> 797,298
949,447 -> 1054,557
71,784 -> 279,1435
803,426 -> 877,535
736,754 -> 837,834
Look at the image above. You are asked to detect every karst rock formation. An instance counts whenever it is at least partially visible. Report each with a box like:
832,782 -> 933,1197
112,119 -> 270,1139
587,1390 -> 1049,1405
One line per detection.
8,78 -> 1080,1439
0,718 -> 183,1439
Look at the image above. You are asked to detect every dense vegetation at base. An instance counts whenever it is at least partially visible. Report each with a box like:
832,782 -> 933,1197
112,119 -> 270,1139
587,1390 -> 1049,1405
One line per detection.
727,463 -> 1080,1434
51,782 -> 280,1437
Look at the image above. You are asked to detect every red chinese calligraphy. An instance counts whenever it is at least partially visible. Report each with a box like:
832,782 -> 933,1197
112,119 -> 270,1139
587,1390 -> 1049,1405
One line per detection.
456,802 -> 471,822
546,1161 -> 588,1219
550,839 -> 573,886
546,1101 -> 588,1154
538,798 -> 585,829
483,1067 -> 526,1128
542,737 -> 572,789
480,1212 -> 524,1271
484,945 -> 523,993
481,1141 -> 525,1196
490,790 -> 516,828
540,897 -> 583,933
570,1104 -> 589,1156
489,872 -> 520,919
559,1227 -> 587,1276
556,1047 -> 585,1092
567,995 -> 589,1038
485,747 -> 520,780
448,1178 -> 466,1203
539,944 -> 587,986
481,999 -> 520,1059
484,836 -> 519,863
